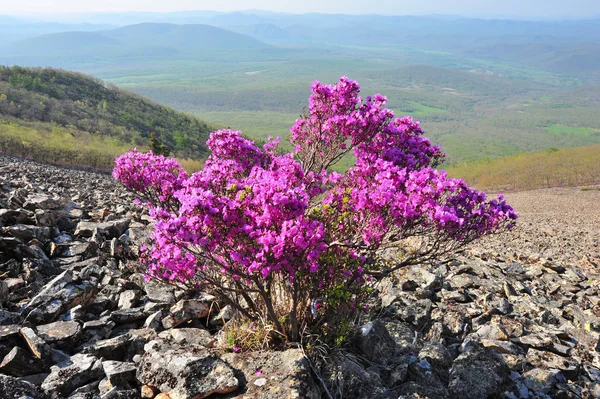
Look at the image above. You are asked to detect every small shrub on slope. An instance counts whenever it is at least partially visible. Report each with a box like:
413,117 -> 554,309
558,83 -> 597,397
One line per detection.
113,77 -> 517,343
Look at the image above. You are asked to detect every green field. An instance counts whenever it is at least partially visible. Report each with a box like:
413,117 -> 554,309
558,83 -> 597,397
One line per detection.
544,124 -> 598,135
66,36 -> 595,165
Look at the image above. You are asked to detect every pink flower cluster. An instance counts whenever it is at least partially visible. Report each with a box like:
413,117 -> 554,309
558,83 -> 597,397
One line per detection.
113,76 -> 517,314
113,149 -> 187,206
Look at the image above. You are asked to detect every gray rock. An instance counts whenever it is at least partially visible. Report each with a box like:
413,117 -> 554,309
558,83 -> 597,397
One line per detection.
64,242 -> 98,259
480,339 -> 525,355
475,324 -> 510,341
209,305 -> 236,325
161,300 -> 209,329
42,354 -> 104,397
137,339 -> 238,399
0,373 -> 41,398
36,320 -> 81,347
83,334 -> 130,361
110,307 -> 147,324
74,219 -> 131,239
143,310 -> 166,331
2,224 -> 51,241
222,349 -> 321,399
125,329 -> 158,362
102,361 -> 136,387
0,325 -> 21,341
24,270 -> 98,323
168,328 -> 213,347
526,348 -> 579,377
0,280 -> 8,304
117,290 -> 142,310
20,327 -> 53,361
523,368 -> 566,394
23,194 -> 60,211
354,320 -> 396,363
448,348 -> 510,399
0,346 -> 46,377
418,342 -> 452,370
384,321 -> 417,352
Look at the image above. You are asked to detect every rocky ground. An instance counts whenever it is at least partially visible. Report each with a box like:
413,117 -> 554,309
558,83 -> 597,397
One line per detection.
474,186 -> 600,266
1,155 -> 600,399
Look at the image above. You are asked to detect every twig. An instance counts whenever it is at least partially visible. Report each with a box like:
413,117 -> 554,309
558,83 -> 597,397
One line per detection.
299,343 -> 334,399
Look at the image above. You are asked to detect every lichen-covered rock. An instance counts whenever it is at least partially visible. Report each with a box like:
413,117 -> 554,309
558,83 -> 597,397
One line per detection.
0,346 -> 47,377
448,348 -> 510,399
36,320 -> 82,347
24,270 -> 98,324
74,219 -> 131,239
222,349 -> 321,399
102,360 -> 137,387
354,320 -> 396,363
161,300 -> 209,329
137,339 -> 238,399
41,353 -> 104,397
0,373 -> 42,398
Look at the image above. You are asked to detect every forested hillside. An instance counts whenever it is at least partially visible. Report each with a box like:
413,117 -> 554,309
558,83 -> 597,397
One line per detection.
0,66 -> 213,168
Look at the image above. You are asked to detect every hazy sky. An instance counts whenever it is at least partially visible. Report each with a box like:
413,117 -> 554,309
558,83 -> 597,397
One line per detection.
1,0 -> 599,19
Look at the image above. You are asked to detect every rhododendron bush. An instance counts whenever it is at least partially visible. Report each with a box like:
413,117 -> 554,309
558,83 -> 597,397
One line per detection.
113,77 -> 517,342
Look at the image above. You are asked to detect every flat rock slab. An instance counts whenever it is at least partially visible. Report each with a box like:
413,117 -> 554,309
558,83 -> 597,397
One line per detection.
110,307 -> 147,324
166,328 -> 213,347
83,334 -> 131,361
74,219 -> 131,239
0,324 -> 21,341
41,353 -> 104,397
0,346 -> 47,377
102,360 -> 137,386
137,339 -> 238,399
222,349 -> 321,399
20,327 -> 53,361
36,320 -> 81,344
161,300 -> 209,329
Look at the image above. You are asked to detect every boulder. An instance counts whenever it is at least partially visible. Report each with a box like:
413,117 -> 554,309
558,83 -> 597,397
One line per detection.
36,320 -> 82,347
102,361 -> 137,387
74,219 -> 131,239
222,349 -> 321,399
0,373 -> 41,398
137,339 -> 238,399
41,353 -> 104,397
24,270 -> 98,323
161,300 -> 209,329
354,320 -> 396,363
448,348 -> 510,399
0,346 -> 47,377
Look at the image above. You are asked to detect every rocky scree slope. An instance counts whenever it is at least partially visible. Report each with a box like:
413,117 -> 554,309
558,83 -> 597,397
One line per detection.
1,155 -> 600,399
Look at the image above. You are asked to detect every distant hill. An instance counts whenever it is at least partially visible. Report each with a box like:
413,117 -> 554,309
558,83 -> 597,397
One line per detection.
224,24 -> 292,42
0,66 -> 214,169
0,20 -> 115,47
5,23 -> 269,59
102,23 -> 269,49
14,31 -> 122,55
464,43 -> 600,77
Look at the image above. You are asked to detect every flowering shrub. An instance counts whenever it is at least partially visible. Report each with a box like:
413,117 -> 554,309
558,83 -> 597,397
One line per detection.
114,77 -> 517,342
